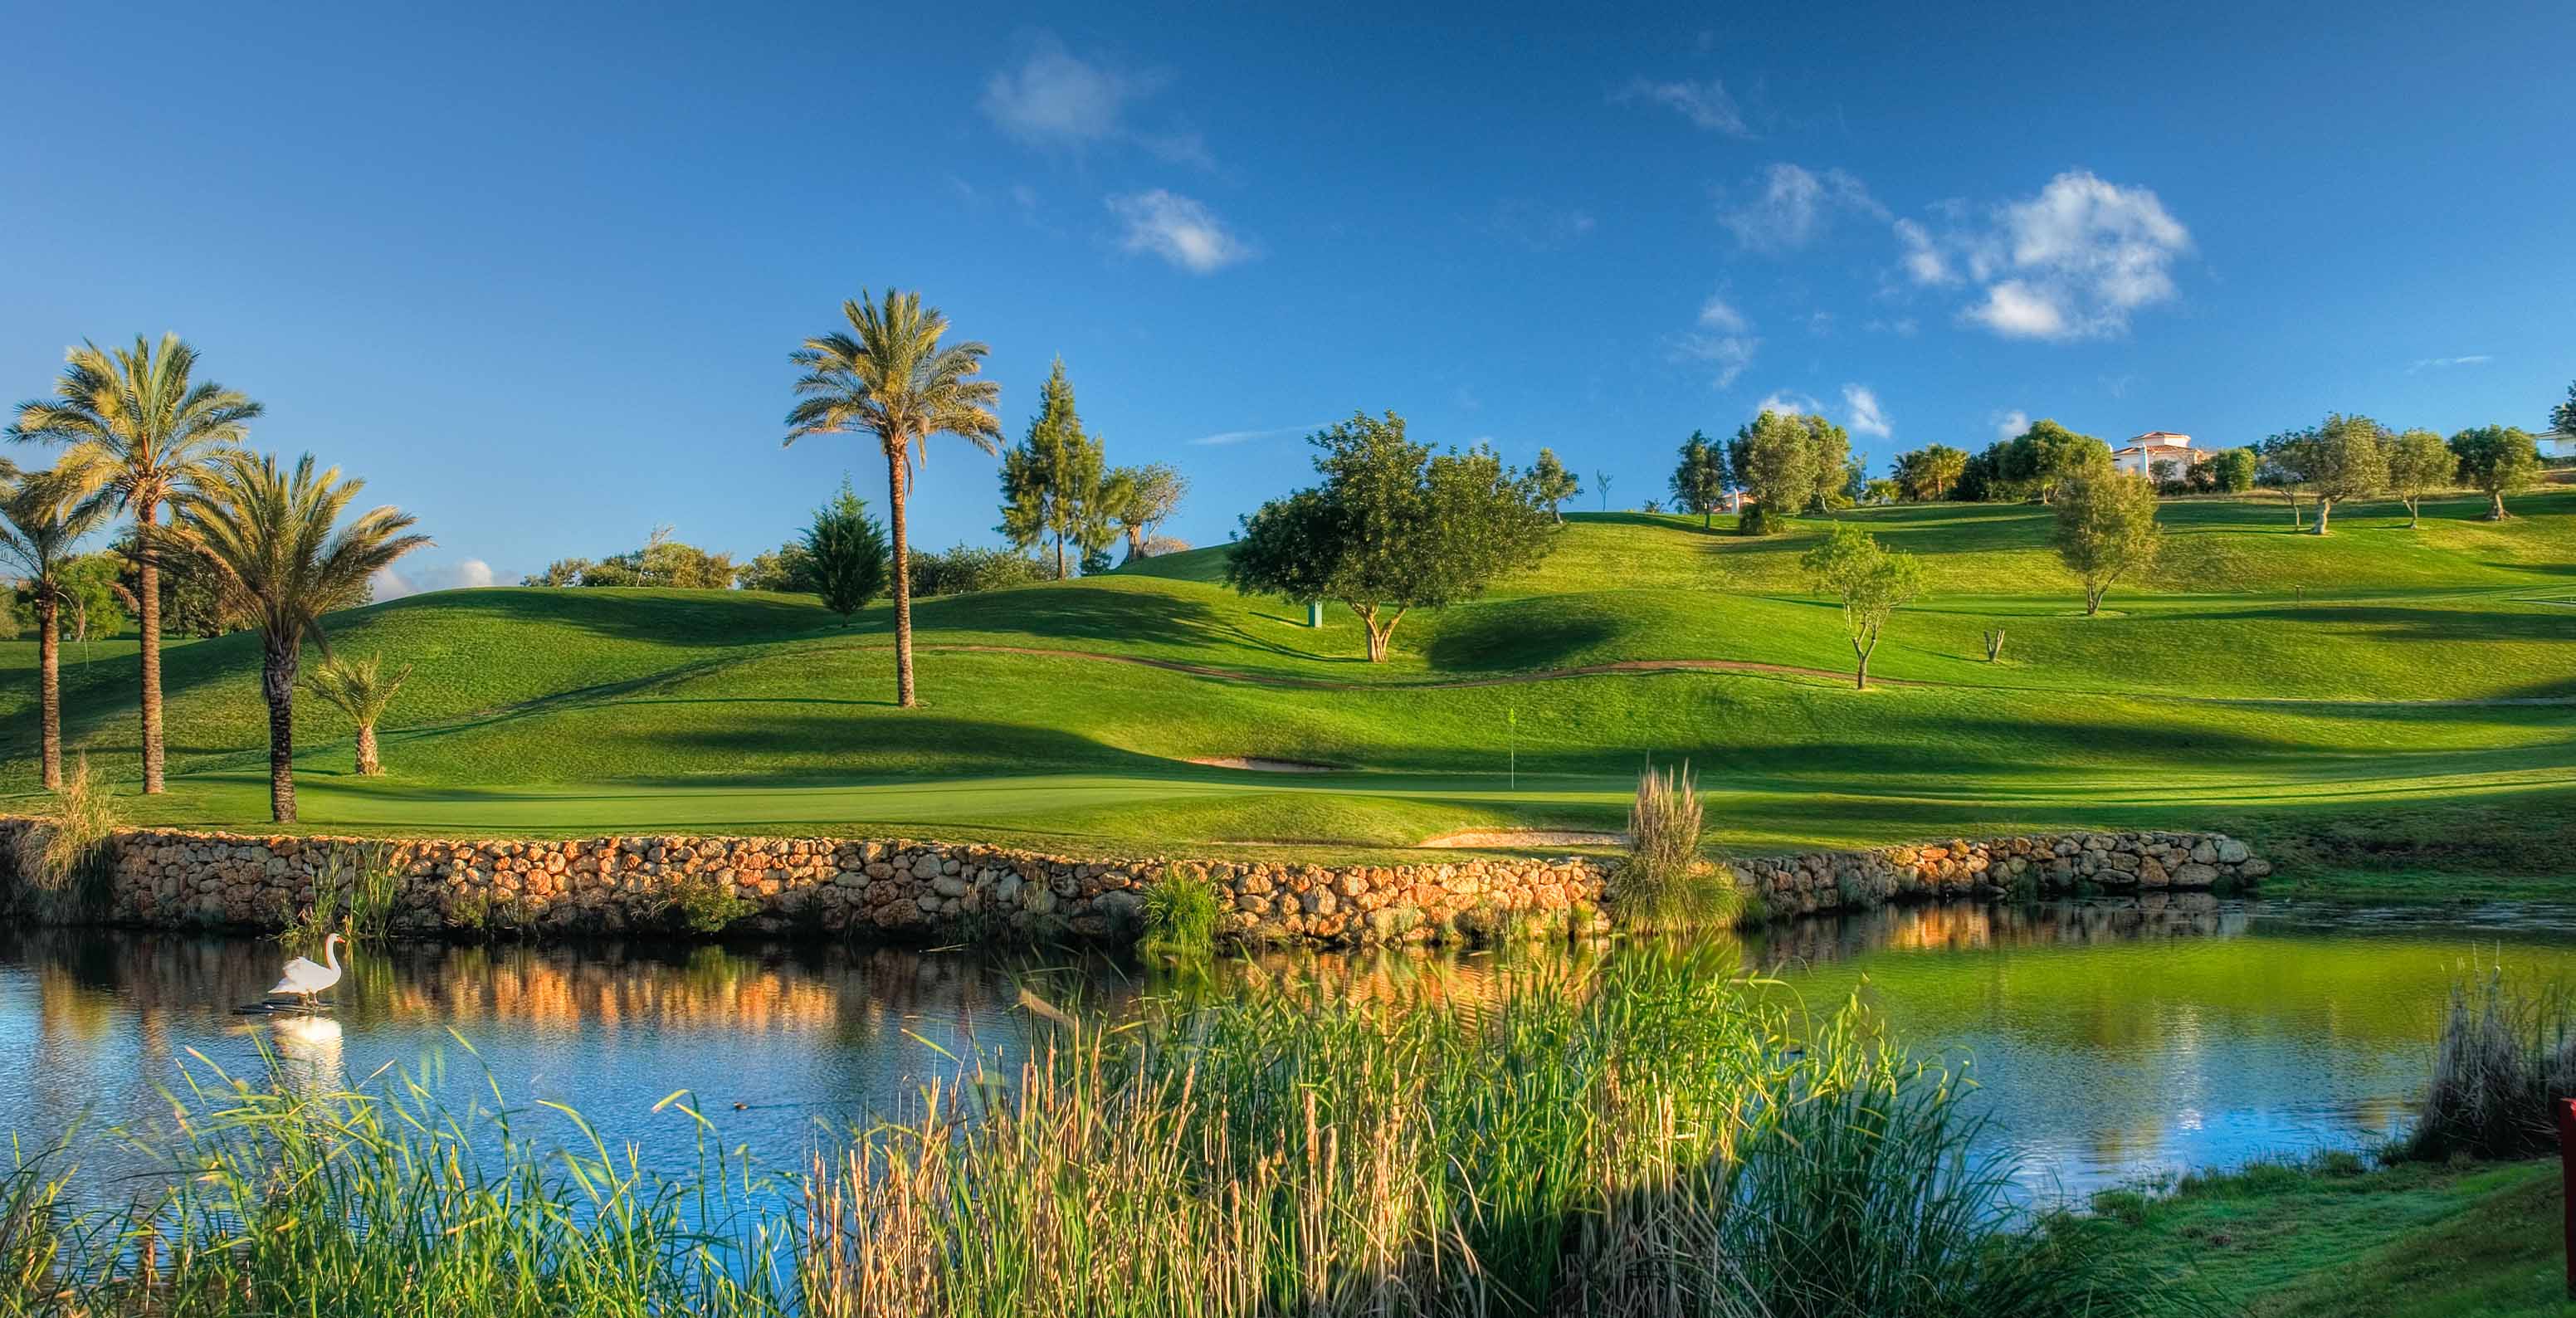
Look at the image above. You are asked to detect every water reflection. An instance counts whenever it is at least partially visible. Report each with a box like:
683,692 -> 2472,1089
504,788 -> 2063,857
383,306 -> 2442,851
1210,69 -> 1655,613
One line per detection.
4,896 -> 2571,1200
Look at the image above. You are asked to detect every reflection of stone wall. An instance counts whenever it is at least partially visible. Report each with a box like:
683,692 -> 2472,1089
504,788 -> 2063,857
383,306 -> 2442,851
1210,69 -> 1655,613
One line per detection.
0,822 -> 2265,948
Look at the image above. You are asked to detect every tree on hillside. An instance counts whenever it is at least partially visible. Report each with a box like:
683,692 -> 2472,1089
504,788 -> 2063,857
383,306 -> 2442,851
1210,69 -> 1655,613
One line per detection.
1728,410 -> 1846,534
173,452 -> 428,823
2385,427 -> 2456,529
2052,469 -> 2162,616
1668,431 -> 1727,527
2256,430 -> 2317,528
112,526 -> 242,637
1863,477 -> 1902,506
1595,470 -> 1614,513
736,540 -> 818,593
1800,523 -> 1924,690
2448,425 -> 2543,520
1954,442 -> 2010,502
2002,420 -> 2111,502
997,359 -> 1111,579
0,471 -> 115,788
784,290 -> 1003,708
525,559 -> 591,587
1226,412 -> 1557,662
1893,445 -> 1969,501
9,334 -> 261,793
302,652 -> 412,776
806,478 -> 890,622
2208,447 -> 2258,494
2552,381 -> 2576,437
1103,462 -> 1188,562
2295,412 -> 2392,535
52,554 -> 128,647
1529,448 -> 1579,522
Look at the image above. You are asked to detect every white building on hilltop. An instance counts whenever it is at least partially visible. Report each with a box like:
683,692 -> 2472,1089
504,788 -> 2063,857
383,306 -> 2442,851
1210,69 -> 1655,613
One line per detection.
2110,432 -> 2210,479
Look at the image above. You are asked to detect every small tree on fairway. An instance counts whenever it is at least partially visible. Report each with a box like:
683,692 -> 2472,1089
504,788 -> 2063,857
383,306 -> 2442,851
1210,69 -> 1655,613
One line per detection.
1800,523 -> 1924,689
0,471 -> 115,789
1669,431 -> 1727,527
2209,447 -> 2258,494
302,653 -> 412,776
1226,412 -> 1557,662
1102,461 -> 1187,562
1596,470 -> 1614,513
2385,427 -> 2456,528
173,452 -> 428,823
997,359 -> 1109,580
806,478 -> 890,622
2448,425 -> 2543,520
1529,448 -> 1579,522
2294,413 -> 2391,534
2052,469 -> 2162,615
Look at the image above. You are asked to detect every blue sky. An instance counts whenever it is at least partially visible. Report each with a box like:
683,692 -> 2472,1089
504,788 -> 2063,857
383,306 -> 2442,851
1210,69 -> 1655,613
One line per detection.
3,0 -> 2570,592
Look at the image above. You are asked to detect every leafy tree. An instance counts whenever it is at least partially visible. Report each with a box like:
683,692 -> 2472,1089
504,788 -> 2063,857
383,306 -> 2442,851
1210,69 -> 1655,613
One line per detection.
9,334 -> 261,793
1954,442 -> 2009,502
524,559 -> 592,587
2256,431 -> 2316,528
1528,448 -> 1579,522
1863,477 -> 1902,505
2052,469 -> 2163,615
1668,431 -> 1727,527
173,452 -> 429,823
1227,412 -> 1557,662
1799,523 -> 1924,689
1728,410 -> 1846,534
1102,461 -> 1188,562
112,526 -> 241,637
805,479 -> 891,621
0,471 -> 115,788
2448,424 -> 2543,520
2002,420 -> 2111,501
52,554 -> 128,647
2552,380 -> 2576,437
1595,470 -> 1614,513
2384,427 -> 2456,528
1893,445 -> 1969,501
2208,447 -> 2258,494
784,290 -> 1003,708
2291,412 -> 2391,534
735,542 -> 819,593
302,652 -> 412,776
997,359 -> 1110,579
907,544 -> 1050,598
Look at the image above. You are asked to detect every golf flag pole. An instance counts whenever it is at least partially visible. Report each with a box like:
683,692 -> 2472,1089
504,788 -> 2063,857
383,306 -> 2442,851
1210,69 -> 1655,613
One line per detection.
1508,705 -> 1516,791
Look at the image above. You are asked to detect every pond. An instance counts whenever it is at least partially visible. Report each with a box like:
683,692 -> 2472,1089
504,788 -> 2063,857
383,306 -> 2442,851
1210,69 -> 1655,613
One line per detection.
6,894 -> 2573,1203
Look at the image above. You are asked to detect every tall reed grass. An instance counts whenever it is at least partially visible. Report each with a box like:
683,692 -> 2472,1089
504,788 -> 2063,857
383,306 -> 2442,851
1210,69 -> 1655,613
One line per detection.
1608,764 -> 1745,932
4,954 -> 2186,1316
2398,968 -> 2576,1162
6,759 -> 120,919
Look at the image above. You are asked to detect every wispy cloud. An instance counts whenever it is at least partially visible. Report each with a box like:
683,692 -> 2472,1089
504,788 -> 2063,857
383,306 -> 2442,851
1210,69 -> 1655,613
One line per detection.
373,558 -> 495,601
1612,76 -> 1752,137
1896,171 -> 2193,341
1186,422 -> 1325,447
1106,190 -> 1256,273
981,34 -> 1214,168
1993,408 -> 2031,442
2409,354 -> 2493,372
1842,383 -> 1892,438
1718,164 -> 1886,252
1672,294 -> 1759,388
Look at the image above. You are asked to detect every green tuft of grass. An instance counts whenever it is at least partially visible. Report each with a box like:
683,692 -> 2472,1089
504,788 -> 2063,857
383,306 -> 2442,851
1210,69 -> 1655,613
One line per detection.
1137,866 -> 1222,958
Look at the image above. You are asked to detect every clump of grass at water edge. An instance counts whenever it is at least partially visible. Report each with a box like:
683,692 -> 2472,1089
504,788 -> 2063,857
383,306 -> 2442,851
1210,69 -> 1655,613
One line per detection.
5,758 -> 120,920
2398,967 -> 2576,1162
3,952 -> 2199,1316
1138,865 -> 1222,959
1607,763 -> 1755,933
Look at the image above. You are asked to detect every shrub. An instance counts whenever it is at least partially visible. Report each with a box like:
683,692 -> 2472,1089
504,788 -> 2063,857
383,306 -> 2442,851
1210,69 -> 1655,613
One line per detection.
2398,969 -> 2576,1161
7,759 -> 119,917
1139,867 -> 1222,958
906,543 -> 1050,598
1608,763 -> 1741,932
279,844 -> 404,947
659,876 -> 761,936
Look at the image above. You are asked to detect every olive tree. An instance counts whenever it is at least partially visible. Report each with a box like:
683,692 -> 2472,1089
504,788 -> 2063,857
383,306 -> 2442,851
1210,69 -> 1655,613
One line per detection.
2052,469 -> 2162,615
2296,413 -> 2391,534
1226,412 -> 1557,662
1800,523 -> 1925,690
1528,448 -> 1579,522
2384,428 -> 2456,528
1727,409 -> 1846,534
2448,425 -> 2543,520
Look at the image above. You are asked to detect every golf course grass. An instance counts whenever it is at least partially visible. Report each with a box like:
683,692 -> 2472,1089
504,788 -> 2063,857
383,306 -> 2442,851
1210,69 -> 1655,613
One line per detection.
1,490 -> 2568,887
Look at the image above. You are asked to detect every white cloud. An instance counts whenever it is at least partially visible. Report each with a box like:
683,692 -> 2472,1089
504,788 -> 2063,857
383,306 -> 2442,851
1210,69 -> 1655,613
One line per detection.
1674,295 -> 1758,387
1186,422 -> 1325,447
1614,76 -> 1752,136
1993,408 -> 2031,442
1106,190 -> 1255,273
981,37 -> 1145,150
1906,171 -> 2191,341
2409,354 -> 2493,372
1842,383 -> 1891,438
373,558 -> 494,602
1754,390 -> 1822,418
1720,164 -> 1886,252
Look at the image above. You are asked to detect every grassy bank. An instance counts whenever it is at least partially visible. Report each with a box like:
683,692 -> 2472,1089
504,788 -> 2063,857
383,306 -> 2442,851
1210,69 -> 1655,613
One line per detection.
2,954 -> 2181,1316
0,491 -> 2567,891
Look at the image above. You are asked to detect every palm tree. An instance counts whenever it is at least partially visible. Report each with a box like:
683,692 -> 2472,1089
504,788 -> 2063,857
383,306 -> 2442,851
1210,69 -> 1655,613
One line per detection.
0,467 -> 112,788
301,653 -> 413,776
172,452 -> 428,823
784,290 -> 1002,707
8,335 -> 261,793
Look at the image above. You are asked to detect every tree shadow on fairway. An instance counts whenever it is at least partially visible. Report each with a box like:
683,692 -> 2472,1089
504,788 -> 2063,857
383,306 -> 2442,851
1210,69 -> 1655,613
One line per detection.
1422,603 -> 1622,673
913,583 -> 1228,652
612,710 -> 1202,779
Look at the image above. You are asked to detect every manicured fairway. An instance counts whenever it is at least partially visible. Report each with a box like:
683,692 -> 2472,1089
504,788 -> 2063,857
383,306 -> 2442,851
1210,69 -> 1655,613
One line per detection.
2,490 -> 2569,878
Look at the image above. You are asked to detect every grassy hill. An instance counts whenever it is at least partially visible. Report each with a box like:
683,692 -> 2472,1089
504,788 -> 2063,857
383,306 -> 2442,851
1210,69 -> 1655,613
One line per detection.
2,490 -> 2570,887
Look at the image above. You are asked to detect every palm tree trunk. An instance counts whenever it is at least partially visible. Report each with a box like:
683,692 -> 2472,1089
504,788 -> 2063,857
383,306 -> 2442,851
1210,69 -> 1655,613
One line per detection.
264,632 -> 298,823
37,597 -> 61,792
137,500 -> 165,793
886,448 -> 916,708
355,725 -> 382,776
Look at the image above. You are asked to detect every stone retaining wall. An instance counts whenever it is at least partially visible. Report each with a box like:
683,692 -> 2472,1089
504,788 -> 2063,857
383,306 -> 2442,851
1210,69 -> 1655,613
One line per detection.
0,821 -> 2266,947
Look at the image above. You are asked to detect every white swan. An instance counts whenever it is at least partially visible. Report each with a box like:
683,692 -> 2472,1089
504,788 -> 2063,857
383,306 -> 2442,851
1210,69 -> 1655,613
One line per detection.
270,932 -> 346,1009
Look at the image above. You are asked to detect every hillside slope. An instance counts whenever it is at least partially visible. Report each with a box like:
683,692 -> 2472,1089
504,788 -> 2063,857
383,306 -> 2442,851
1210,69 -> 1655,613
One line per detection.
2,491 -> 2569,877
